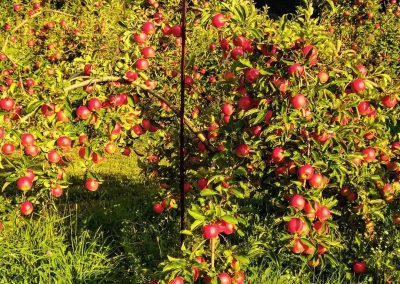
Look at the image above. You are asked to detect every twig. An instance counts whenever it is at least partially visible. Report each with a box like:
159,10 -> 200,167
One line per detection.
63,76 -> 213,151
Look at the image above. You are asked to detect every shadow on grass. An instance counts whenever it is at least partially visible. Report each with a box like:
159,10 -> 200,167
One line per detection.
61,173 -> 180,283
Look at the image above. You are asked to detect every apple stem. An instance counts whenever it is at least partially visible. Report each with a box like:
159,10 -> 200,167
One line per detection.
211,237 -> 216,271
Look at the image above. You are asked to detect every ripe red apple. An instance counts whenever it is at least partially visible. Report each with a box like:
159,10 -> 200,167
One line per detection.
237,96 -> 253,111
302,45 -> 318,65
218,272 -> 232,284
76,106 -> 91,119
212,13 -> 226,28
41,104 -> 55,116
17,176 -> 33,192
133,32 -> 147,44
21,133 -> 35,147
351,79 -> 366,94
87,98 -> 102,112
203,224 -> 219,239
85,178 -> 99,192
105,143 -> 117,154
298,164 -> 314,180
357,101 -> 372,116
290,238 -> 305,253
0,98 -> 16,111
56,111 -> 69,122
288,63 -> 304,77
48,150 -> 61,163
318,71 -> 329,83
171,25 -> 182,37
353,261 -> 367,274
222,103 -> 234,116
309,173 -> 325,189
24,145 -> 40,157
271,147 -> 284,163
291,94 -> 307,109
57,136 -> 72,149
20,201 -> 33,216
169,276 -> 184,284
289,194 -> 306,211
314,220 -> 328,234
287,217 -> 305,234
13,3 -> 23,12
197,178 -> 208,190
83,63 -> 92,76
222,221 -> 235,235
153,203 -> 164,214
51,184 -> 63,198
316,206 -> 331,221
142,22 -> 156,35
244,68 -> 259,83
381,95 -> 397,108
356,64 -> 368,76
235,144 -> 250,158
135,58 -> 149,71
362,147 -> 376,162
142,47 -> 156,58
2,143 -> 15,155
232,271 -> 245,284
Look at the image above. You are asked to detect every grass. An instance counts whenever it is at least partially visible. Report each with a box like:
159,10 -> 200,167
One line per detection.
0,154 -> 395,283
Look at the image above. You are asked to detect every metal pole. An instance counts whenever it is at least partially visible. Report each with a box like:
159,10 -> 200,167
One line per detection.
179,0 -> 187,245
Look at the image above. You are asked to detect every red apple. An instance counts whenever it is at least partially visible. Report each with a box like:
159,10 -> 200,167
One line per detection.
289,194 -> 306,210
133,32 -> 147,44
381,95 -> 397,108
197,178 -> 208,190
2,143 -> 15,155
142,22 -> 156,35
222,103 -> 234,116
212,13 -> 226,28
51,184 -> 63,197
309,173 -> 325,189
237,96 -> 253,111
362,147 -> 376,162
353,261 -> 367,274
351,79 -> 366,94
218,272 -> 232,284
21,133 -> 35,147
203,224 -> 219,239
287,217 -> 305,234
85,178 -> 99,192
291,94 -> 307,109
298,164 -> 314,180
290,239 -> 305,253
318,71 -> 329,83
87,98 -> 102,112
153,203 -> 164,214
20,201 -> 33,216
316,206 -> 331,221
56,136 -> 72,149
169,276 -> 184,284
235,144 -> 250,157
76,106 -> 91,119
17,176 -> 33,191
142,47 -> 156,58
135,58 -> 149,71
288,63 -> 304,77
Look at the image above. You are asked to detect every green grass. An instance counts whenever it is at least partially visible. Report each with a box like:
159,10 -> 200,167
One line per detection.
0,154 -> 392,283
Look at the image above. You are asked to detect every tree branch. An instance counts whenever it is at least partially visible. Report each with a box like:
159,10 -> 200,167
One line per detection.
63,76 -> 213,151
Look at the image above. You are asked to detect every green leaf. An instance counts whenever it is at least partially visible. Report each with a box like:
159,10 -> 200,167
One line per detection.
200,189 -> 218,197
188,209 -> 205,221
221,215 -> 238,225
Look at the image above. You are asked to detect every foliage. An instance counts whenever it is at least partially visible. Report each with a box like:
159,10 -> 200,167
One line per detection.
0,0 -> 399,283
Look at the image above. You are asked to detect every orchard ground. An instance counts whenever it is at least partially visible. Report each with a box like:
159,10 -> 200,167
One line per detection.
0,153 -> 391,283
